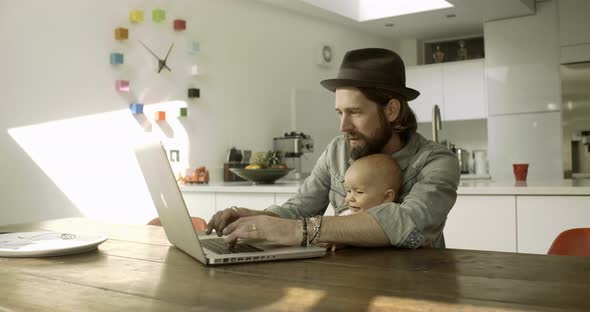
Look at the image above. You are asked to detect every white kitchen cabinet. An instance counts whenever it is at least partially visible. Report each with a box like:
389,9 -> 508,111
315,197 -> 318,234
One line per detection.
443,59 -> 486,121
558,0 -> 590,47
406,60 -> 486,123
444,195 -> 516,252
517,196 -> 590,254
406,64 -> 443,123
183,193 -> 217,222
484,0 -> 561,115
183,191 -> 335,219
215,192 -> 276,211
487,112 -> 563,182
558,0 -> 590,63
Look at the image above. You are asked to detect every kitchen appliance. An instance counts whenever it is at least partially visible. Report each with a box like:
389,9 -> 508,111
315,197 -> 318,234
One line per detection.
473,149 -> 488,175
224,147 -> 246,182
455,147 -> 470,174
226,147 -> 243,163
561,62 -> 590,178
570,130 -> 590,178
273,131 -> 314,180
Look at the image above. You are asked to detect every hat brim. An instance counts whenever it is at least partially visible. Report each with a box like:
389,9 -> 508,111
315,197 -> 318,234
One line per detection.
320,78 -> 420,101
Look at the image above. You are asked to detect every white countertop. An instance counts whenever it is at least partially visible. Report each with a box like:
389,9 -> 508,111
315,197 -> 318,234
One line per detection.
181,179 -> 590,196
457,179 -> 590,195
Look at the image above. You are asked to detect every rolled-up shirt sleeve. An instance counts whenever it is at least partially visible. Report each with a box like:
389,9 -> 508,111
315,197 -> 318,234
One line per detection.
265,144 -> 332,219
367,148 -> 460,248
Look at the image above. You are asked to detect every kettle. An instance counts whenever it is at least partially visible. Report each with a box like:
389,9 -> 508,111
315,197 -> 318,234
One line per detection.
456,148 -> 470,174
226,147 -> 243,163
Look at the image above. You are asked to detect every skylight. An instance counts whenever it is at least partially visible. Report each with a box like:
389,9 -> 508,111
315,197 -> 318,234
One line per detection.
358,0 -> 454,21
302,0 -> 454,22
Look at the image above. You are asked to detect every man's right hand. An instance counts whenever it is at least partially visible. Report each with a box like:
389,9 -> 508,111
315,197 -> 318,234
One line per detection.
206,206 -> 261,236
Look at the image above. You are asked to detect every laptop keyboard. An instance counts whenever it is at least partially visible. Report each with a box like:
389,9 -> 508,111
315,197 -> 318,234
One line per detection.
201,238 -> 263,254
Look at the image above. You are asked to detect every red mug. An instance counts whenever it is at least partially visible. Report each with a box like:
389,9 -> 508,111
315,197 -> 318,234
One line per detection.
512,164 -> 529,181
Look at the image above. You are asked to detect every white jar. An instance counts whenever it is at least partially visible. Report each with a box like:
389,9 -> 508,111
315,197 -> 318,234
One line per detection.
473,149 -> 488,175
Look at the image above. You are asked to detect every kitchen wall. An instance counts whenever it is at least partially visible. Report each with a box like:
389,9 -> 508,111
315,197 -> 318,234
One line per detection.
0,0 -> 396,225
418,119 -> 488,173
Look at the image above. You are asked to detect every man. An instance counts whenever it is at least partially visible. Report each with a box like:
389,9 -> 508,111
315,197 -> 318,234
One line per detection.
206,48 -> 460,249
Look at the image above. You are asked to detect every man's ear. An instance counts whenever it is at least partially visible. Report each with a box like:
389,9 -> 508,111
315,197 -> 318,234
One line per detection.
384,188 -> 396,202
384,99 -> 401,122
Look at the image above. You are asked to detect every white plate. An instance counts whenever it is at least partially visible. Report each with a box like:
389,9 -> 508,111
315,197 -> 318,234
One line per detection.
0,231 -> 108,258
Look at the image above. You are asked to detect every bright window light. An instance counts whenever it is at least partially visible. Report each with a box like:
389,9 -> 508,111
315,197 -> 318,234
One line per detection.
7,101 -> 189,224
302,0 -> 453,22
358,0 -> 454,21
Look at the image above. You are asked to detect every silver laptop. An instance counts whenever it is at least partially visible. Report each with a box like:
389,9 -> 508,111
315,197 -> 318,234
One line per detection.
134,141 -> 326,265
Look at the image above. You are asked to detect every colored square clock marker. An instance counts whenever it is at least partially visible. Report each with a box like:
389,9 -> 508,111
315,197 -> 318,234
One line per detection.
179,107 -> 188,117
115,28 -> 128,40
174,19 -> 186,31
188,88 -> 200,98
155,111 -> 166,120
130,10 -> 144,23
188,40 -> 200,54
110,52 -> 124,65
116,80 -> 130,92
130,103 -> 143,114
152,9 -> 166,22
191,65 -> 199,76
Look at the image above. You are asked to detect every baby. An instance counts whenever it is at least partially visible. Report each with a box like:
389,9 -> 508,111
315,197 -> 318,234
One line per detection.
324,154 -> 401,251
341,153 -> 402,216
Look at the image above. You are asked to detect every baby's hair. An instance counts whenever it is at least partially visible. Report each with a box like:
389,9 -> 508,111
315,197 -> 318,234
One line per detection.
349,153 -> 402,201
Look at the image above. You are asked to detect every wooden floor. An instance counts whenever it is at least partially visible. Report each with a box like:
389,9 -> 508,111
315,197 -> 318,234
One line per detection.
1,218 -> 589,311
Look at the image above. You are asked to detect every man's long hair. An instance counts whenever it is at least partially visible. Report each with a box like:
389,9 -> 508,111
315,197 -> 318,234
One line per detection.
357,87 -> 418,143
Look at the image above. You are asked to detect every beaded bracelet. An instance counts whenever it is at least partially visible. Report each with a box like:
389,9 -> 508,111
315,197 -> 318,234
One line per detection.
300,217 -> 308,247
308,216 -> 322,246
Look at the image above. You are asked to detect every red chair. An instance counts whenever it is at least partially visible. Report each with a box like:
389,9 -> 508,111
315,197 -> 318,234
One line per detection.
147,217 -> 207,231
547,228 -> 590,256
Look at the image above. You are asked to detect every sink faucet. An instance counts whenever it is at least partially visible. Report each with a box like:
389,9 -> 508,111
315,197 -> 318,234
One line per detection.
432,105 -> 442,143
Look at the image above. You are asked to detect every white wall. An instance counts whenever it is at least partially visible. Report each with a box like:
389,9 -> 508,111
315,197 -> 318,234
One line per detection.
0,0 -> 396,225
398,39 -> 419,66
418,119 -> 488,173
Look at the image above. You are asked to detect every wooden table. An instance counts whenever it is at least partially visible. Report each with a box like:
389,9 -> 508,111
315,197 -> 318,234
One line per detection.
1,218 -> 589,312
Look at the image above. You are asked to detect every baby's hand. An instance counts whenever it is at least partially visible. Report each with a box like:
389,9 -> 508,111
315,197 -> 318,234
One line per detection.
319,243 -> 347,252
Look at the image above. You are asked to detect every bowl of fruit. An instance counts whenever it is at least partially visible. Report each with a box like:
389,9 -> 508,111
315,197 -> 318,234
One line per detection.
229,151 -> 294,184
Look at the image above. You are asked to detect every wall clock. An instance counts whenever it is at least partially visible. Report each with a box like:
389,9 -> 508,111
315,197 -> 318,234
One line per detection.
317,43 -> 333,66
112,8 -> 200,112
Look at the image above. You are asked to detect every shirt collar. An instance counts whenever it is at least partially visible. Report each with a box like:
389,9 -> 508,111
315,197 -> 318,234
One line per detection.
391,132 -> 421,171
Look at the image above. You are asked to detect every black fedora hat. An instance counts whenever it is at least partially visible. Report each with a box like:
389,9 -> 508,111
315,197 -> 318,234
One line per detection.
320,48 -> 420,101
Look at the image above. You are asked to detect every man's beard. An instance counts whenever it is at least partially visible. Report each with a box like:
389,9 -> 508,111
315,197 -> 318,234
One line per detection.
349,112 -> 392,160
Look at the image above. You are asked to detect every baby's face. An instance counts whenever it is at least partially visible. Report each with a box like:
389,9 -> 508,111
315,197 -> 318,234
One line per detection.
344,168 -> 390,213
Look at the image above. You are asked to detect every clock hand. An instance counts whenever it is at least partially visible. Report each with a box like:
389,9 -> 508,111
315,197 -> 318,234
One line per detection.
158,43 -> 174,73
157,60 -> 171,73
138,40 -> 163,63
164,43 -> 174,62
139,40 -> 171,73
